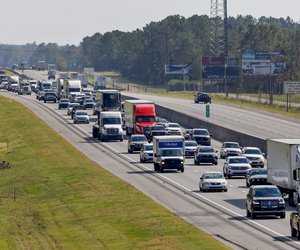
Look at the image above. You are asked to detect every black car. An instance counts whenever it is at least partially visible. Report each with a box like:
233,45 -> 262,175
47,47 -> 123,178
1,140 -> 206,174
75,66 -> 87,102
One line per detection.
191,128 -> 211,146
246,185 -> 285,219
194,146 -> 218,165
194,92 -> 211,104
145,125 -> 166,142
246,169 -> 268,187
58,98 -> 70,109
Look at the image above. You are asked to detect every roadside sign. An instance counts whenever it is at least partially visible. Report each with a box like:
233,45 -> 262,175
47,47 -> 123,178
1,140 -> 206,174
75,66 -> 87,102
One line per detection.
284,81 -> 300,94
205,104 -> 210,118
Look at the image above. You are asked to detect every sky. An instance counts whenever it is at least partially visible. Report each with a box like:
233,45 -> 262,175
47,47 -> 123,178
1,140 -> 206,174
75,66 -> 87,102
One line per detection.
2,0 -> 300,46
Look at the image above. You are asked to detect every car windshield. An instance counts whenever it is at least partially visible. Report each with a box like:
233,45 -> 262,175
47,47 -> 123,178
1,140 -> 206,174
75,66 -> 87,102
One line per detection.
204,173 -> 224,179
185,141 -> 198,147
150,126 -> 165,131
168,123 -> 179,128
85,99 -> 94,103
161,149 -> 182,156
144,145 -> 153,151
103,118 -> 121,124
199,147 -> 214,153
244,149 -> 261,154
193,130 -> 208,135
224,143 -> 239,148
229,158 -> 248,164
132,136 -> 147,142
253,187 -> 281,197
61,99 -> 69,103
136,117 -> 156,122
251,169 -> 267,175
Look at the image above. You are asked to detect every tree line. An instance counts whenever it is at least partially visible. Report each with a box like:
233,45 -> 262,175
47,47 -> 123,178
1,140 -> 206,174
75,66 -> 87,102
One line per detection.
1,14 -> 300,89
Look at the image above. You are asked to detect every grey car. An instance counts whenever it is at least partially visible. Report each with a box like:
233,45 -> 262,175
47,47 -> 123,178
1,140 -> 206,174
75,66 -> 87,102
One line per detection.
140,143 -> 153,162
128,134 -> 148,153
223,156 -> 251,178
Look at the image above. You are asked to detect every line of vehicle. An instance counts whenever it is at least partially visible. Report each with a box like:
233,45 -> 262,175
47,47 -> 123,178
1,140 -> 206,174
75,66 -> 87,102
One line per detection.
16,93 -> 300,249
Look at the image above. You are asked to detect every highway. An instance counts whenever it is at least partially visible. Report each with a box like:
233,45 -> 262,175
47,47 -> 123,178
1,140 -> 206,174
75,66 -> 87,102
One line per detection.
3,70 -> 300,249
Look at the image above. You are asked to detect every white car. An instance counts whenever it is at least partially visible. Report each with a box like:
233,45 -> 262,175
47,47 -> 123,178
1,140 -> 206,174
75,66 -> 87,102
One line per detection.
165,122 -> 182,135
184,140 -> 198,157
223,156 -> 251,179
140,143 -> 153,162
199,171 -> 228,192
220,141 -> 242,159
73,110 -> 89,124
242,147 -> 265,168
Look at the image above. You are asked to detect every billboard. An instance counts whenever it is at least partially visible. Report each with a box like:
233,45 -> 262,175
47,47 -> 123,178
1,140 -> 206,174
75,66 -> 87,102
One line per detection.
202,56 -> 239,80
164,64 -> 192,75
242,50 -> 286,75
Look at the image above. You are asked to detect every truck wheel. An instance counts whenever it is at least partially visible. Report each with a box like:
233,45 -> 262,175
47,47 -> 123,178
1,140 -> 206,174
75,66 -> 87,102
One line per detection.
291,225 -> 297,237
160,166 -> 164,173
251,208 -> 256,219
181,167 -> 184,173
280,213 -> 285,219
246,205 -> 250,217
154,163 -> 158,171
289,191 -> 297,207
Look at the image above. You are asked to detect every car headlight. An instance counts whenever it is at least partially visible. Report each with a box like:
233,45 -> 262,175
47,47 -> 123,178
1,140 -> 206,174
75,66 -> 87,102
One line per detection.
224,149 -> 228,153
228,166 -> 232,169
253,200 -> 260,205
279,198 -> 285,204
221,181 -> 227,185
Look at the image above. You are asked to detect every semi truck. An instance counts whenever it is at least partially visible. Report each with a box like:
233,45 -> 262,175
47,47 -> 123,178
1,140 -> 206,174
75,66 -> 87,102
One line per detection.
267,139 -> 300,206
124,99 -> 156,135
78,74 -> 88,88
92,111 -> 123,142
93,89 -> 121,116
63,79 -> 82,100
153,135 -> 185,173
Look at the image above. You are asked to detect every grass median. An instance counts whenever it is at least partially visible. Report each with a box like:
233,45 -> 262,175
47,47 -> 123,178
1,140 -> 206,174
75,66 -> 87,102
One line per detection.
0,95 -> 230,249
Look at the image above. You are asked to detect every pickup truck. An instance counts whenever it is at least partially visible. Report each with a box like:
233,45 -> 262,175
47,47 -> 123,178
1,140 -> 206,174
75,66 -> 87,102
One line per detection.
290,204 -> 300,239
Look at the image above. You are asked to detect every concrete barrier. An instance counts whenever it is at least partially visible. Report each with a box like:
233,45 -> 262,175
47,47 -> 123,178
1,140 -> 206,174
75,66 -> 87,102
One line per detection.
122,94 -> 267,154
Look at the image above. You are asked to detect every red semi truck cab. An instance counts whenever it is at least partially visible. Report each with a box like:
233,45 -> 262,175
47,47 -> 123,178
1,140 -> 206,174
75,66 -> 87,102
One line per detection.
124,100 -> 156,135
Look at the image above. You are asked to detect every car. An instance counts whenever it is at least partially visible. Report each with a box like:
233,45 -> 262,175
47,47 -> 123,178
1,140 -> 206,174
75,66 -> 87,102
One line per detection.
223,156 -> 251,179
58,98 -> 70,109
36,90 -> 45,100
220,141 -> 242,159
140,143 -> 153,162
199,171 -> 228,192
73,110 -> 89,124
242,147 -> 265,168
183,128 -> 192,140
194,92 -> 211,104
71,105 -> 86,119
128,134 -> 148,153
67,103 -> 81,115
246,185 -> 285,219
184,140 -> 198,157
165,123 -> 182,135
44,92 -> 57,103
83,98 -> 95,109
191,128 -> 211,146
74,93 -> 87,104
194,146 -> 218,165
145,125 -> 166,142
246,169 -> 268,187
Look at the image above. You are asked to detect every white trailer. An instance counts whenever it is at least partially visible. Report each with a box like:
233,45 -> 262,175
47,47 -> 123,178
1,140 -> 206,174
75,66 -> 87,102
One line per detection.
153,135 -> 185,173
267,139 -> 300,206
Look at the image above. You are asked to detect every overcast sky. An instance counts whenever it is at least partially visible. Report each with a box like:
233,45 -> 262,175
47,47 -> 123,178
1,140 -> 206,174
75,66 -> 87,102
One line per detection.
2,0 -> 299,45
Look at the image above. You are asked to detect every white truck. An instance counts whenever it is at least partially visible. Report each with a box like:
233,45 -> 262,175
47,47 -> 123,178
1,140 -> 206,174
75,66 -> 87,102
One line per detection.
153,135 -> 185,173
92,111 -> 123,142
63,79 -> 82,100
267,139 -> 300,206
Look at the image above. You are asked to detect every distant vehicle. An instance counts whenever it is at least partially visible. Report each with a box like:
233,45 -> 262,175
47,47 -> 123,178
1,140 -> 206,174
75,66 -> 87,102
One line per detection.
242,147 -> 265,168
44,92 -> 57,103
128,134 -> 148,153
184,140 -> 198,157
191,128 -> 211,146
140,143 -> 154,163
63,79 -> 82,100
290,204 -> 300,238
29,80 -> 38,93
78,73 -> 88,88
73,110 -> 89,124
58,98 -> 70,109
36,90 -> 46,100
246,185 -> 285,219
199,172 -> 227,192
165,123 -> 182,136
194,92 -> 211,104
246,169 -> 268,187
223,156 -> 251,179
71,105 -> 86,119
67,103 -> 81,115
83,98 -> 95,109
145,125 -> 166,142
48,70 -> 56,80
220,142 -> 242,159
93,89 -> 121,116
194,146 -> 218,165
183,128 -> 192,140
37,60 -> 47,71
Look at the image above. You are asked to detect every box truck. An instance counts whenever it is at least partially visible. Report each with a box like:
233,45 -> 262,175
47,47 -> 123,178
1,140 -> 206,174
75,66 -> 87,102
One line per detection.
124,100 -> 156,135
153,135 -> 185,173
267,139 -> 300,206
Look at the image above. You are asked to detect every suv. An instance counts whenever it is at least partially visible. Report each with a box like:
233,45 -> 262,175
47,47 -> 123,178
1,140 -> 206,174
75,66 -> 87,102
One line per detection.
223,156 -> 251,179
194,92 -> 211,104
191,128 -> 211,146
246,185 -> 285,219
140,143 -> 154,162
44,92 -> 57,103
220,142 -> 242,159
145,125 -> 166,142
242,147 -> 265,168
128,134 -> 148,153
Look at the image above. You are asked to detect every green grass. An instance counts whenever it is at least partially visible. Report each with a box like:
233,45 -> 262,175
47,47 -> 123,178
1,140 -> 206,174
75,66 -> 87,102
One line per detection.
0,96 -> 230,250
